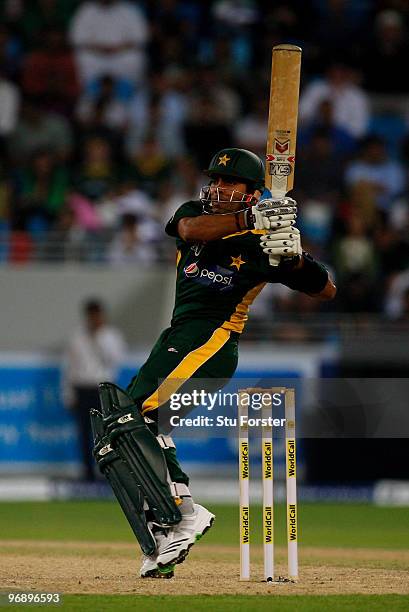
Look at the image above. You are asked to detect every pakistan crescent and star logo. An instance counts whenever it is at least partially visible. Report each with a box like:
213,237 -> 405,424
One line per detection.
230,255 -> 246,270
218,154 -> 230,166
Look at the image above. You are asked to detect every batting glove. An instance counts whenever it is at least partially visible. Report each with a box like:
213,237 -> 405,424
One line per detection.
260,227 -> 302,258
251,197 -> 297,230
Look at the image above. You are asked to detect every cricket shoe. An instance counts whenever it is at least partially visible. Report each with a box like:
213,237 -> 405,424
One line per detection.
140,529 -> 175,579
156,504 -> 215,568
140,554 -> 175,579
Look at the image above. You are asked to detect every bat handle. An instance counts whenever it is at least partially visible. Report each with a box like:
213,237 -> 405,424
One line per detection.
262,189 -> 287,267
269,253 -> 281,267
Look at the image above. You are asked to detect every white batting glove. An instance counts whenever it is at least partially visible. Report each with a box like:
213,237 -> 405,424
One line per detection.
251,197 -> 297,231
260,227 -> 302,258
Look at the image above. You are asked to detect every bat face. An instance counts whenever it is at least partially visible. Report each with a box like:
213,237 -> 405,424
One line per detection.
265,45 -> 302,198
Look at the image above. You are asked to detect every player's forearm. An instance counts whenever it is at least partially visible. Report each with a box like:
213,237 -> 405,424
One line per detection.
307,277 -> 337,301
287,253 -> 337,301
178,213 -> 247,242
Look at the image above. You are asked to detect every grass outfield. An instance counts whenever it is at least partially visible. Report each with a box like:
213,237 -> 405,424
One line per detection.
1,501 -> 408,610
15,594 -> 409,611
2,500 -> 409,549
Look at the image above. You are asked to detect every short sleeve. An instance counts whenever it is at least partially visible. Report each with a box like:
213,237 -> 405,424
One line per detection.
165,201 -> 203,238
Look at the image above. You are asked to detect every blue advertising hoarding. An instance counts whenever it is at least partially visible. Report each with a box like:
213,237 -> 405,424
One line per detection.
0,354 -> 314,475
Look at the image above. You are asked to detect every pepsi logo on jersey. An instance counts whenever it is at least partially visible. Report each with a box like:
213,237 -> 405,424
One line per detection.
184,262 -> 234,289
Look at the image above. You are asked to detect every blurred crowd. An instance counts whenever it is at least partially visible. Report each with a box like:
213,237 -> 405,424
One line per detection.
2,0 -> 409,320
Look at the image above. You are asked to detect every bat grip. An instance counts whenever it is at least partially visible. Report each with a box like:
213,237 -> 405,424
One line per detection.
269,253 -> 281,267
261,192 -> 289,266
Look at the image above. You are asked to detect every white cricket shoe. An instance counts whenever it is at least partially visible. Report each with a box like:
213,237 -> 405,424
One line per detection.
140,530 -> 175,579
156,503 -> 215,568
140,554 -> 175,579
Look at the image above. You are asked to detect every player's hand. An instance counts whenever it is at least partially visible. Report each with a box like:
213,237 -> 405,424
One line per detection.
251,197 -> 297,230
259,227 -> 302,258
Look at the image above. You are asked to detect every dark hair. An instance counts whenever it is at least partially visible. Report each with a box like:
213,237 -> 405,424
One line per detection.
121,213 -> 139,228
360,135 -> 385,150
83,298 -> 104,314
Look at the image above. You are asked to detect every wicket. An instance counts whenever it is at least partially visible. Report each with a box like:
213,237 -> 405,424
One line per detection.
238,387 -> 298,582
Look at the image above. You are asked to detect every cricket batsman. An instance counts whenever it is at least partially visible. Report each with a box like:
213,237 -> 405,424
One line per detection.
90,148 -> 336,579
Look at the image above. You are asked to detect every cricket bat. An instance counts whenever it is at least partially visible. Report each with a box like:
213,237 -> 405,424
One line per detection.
264,44 -> 302,265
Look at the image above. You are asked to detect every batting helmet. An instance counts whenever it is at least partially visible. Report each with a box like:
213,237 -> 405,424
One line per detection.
205,148 -> 265,192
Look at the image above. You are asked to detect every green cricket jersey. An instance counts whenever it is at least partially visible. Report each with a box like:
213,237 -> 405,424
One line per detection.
165,200 -> 328,333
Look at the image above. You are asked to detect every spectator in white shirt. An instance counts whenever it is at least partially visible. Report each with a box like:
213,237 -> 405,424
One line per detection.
107,213 -> 156,265
69,0 -> 149,86
64,298 -> 126,480
299,62 -> 370,140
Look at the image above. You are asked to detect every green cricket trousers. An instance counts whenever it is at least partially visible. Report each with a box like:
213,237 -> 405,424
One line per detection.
127,320 -> 240,485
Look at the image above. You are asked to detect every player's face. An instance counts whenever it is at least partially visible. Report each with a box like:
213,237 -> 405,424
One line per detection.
207,176 -> 252,214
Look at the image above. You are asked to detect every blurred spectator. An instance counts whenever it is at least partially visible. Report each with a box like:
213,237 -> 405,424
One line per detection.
337,270 -> 380,313
272,287 -> 326,343
63,298 -> 126,481
112,181 -> 154,219
151,29 -> 186,69
126,135 -> 171,199
334,216 -> 378,282
184,93 -> 232,168
69,0 -> 149,86
72,136 -> 118,203
127,69 -> 189,158
367,110 -> 406,159
336,181 -> 380,243
8,230 -> 35,264
171,66 -> 239,165
21,27 -> 79,117
157,157 -> 201,224
345,136 -> 406,213
107,212 -> 155,265
68,192 -> 104,232
234,97 -> 267,157
193,66 -> 241,124
41,205 -> 86,262
74,98 -> 125,158
385,272 -> 409,319
298,99 -> 356,158
211,0 -> 259,70
0,159 -> 11,222
11,148 -> 69,230
389,192 -> 409,238
96,180 -> 159,236
363,10 -> 409,94
8,97 -> 73,163
0,65 -> 20,147
295,128 -> 344,203
0,24 -> 23,80
295,128 -> 345,252
375,223 -> 409,281
299,62 -> 370,139
310,0 -> 370,72
373,190 -> 409,279
397,287 -> 409,323
147,0 -> 203,70
76,74 -> 131,134
16,0 -> 76,48
213,0 -> 258,27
